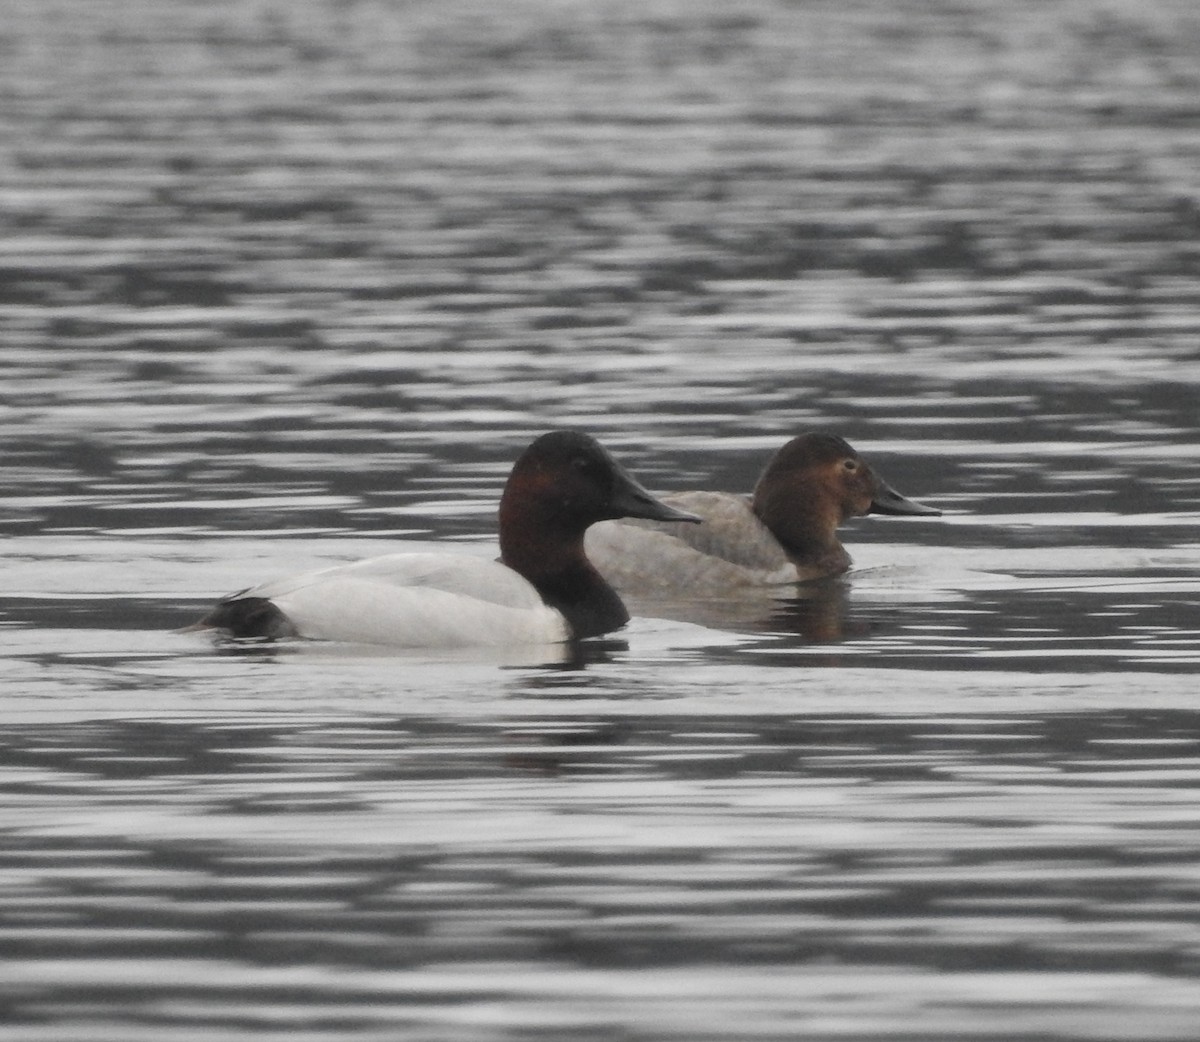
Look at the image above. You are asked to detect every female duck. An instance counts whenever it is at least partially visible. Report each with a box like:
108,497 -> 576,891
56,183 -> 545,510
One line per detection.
586,431 -> 939,591
195,431 -> 700,646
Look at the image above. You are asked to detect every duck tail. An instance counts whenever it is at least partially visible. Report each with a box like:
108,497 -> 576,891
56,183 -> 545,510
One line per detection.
185,596 -> 297,640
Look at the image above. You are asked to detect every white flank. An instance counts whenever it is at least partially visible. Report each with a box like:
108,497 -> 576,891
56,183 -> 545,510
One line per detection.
238,553 -> 571,647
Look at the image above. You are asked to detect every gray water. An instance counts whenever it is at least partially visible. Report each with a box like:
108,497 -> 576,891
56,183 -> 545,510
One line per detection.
3,1 -> 1200,1039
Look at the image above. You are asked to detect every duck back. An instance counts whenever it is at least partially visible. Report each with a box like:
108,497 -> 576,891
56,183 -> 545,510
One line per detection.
204,553 -> 570,646
587,491 -> 800,590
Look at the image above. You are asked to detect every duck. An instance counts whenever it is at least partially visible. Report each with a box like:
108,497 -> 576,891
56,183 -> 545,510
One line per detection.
192,430 -> 701,647
585,431 -> 940,591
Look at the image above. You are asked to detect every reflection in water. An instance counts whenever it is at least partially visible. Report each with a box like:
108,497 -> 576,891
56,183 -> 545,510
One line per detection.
205,630 -> 632,670
5,711 -> 1200,1037
619,579 -> 862,643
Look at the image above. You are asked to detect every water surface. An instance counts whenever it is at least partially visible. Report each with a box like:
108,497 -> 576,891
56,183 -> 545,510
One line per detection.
3,1 -> 1200,1039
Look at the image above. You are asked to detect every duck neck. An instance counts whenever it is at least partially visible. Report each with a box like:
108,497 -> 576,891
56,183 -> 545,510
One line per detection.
753,497 -> 851,579
500,515 -> 629,639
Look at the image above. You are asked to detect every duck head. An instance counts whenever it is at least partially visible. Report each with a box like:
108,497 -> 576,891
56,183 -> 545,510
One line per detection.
500,430 -> 700,570
752,431 -> 939,569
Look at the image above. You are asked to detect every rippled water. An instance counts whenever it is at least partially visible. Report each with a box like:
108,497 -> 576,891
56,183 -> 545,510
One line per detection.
3,1 -> 1200,1039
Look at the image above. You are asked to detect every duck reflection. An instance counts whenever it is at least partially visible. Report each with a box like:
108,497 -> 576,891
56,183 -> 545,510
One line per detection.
207,634 -> 628,669
620,577 -> 865,642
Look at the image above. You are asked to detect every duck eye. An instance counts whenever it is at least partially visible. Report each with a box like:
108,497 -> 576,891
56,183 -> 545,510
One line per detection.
843,459 -> 858,472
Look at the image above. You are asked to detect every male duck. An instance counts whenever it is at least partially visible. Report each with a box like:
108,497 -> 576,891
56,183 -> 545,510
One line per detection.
194,430 -> 700,646
586,431 -> 939,590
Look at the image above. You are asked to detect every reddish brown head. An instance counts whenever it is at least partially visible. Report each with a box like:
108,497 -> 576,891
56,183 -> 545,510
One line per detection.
498,430 -> 700,636
752,431 -> 938,571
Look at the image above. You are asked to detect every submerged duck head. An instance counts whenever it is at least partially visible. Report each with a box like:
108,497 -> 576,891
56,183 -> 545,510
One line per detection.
752,431 -> 939,568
